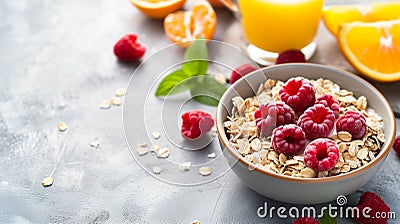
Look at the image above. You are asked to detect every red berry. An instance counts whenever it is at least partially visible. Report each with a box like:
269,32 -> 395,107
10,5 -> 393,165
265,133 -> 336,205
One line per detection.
297,104 -> 335,140
181,110 -> 214,140
230,64 -> 257,84
315,94 -> 340,118
255,101 -> 295,136
393,135 -> 400,154
272,124 -> 306,156
355,192 -> 390,224
276,49 -> 306,64
113,34 -> 146,61
304,138 -> 339,172
293,217 -> 320,224
279,77 -> 316,113
336,111 -> 367,140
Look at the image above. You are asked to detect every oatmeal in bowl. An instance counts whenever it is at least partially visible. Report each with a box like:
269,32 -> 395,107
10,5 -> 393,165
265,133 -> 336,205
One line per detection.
216,64 -> 396,204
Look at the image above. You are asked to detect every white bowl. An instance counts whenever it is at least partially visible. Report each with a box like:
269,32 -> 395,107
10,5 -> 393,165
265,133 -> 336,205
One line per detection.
216,63 -> 396,204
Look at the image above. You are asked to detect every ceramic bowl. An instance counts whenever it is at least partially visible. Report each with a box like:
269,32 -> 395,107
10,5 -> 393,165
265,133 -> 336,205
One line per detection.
216,63 -> 396,204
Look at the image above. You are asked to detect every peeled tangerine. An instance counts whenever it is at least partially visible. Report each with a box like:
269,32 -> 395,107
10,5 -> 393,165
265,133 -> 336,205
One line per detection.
164,1 -> 216,47
338,20 -> 400,82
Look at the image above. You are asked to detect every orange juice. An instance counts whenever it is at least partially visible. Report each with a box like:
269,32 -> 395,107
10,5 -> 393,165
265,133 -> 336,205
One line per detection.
239,0 -> 324,53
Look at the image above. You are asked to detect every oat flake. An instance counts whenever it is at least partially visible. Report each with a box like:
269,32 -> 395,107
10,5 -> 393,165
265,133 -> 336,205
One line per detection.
99,100 -> 111,109
42,176 -> 54,187
152,166 -> 163,174
111,97 -> 122,106
152,131 -> 161,140
58,122 -> 67,132
157,147 -> 170,158
178,162 -> 191,172
198,166 -> 212,176
115,88 -> 127,97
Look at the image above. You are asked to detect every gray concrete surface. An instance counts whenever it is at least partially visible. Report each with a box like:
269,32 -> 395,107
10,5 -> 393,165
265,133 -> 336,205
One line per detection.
0,0 -> 399,223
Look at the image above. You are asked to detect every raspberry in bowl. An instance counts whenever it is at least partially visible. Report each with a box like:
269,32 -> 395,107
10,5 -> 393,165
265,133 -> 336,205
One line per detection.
216,64 -> 396,204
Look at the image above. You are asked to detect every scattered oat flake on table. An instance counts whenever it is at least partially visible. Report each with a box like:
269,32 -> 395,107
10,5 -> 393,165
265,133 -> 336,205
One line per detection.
136,144 -> 149,156
111,97 -> 122,106
99,100 -> 111,109
90,140 -> 100,149
58,122 -> 67,132
152,166 -> 163,174
152,131 -> 161,140
207,153 -> 216,158
42,176 -> 54,187
156,147 -> 170,158
198,166 -> 212,176
115,88 -> 127,97
192,220 -> 200,224
178,162 -> 191,172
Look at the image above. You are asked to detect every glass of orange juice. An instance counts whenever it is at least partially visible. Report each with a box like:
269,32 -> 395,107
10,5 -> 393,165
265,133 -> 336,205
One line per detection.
237,0 -> 324,65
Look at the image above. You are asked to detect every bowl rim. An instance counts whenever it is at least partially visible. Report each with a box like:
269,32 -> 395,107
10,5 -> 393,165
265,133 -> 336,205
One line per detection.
216,63 -> 396,183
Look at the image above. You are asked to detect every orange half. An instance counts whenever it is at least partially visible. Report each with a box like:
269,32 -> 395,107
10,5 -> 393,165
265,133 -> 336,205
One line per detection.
164,1 -> 217,47
338,20 -> 400,82
130,0 -> 186,19
323,2 -> 400,35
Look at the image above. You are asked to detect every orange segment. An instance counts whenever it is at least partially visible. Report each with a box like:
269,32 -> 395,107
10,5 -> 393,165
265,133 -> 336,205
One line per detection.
323,1 -> 400,35
164,1 -> 217,47
338,20 -> 400,82
130,0 -> 186,19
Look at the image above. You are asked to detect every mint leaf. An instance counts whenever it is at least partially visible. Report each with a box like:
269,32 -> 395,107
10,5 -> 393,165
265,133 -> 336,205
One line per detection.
319,209 -> 337,224
190,75 -> 227,106
155,69 -> 192,96
182,38 -> 208,76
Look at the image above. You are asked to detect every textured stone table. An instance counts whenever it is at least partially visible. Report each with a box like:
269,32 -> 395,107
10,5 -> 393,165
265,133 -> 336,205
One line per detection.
0,0 -> 399,223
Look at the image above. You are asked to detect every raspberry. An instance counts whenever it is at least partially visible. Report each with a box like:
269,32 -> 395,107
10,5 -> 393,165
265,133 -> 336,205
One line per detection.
230,64 -> 257,84
181,110 -> 214,139
336,111 -> 367,140
355,192 -> 390,224
393,135 -> 400,154
254,101 -> 295,136
297,104 -> 335,140
303,138 -> 339,172
279,77 -> 316,113
272,124 -> 306,156
315,94 -> 340,118
113,34 -> 146,61
293,217 -> 320,224
276,49 -> 306,64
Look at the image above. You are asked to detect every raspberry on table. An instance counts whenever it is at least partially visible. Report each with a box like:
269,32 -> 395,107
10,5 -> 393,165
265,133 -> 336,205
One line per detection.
276,49 -> 306,64
303,138 -> 339,172
254,101 -> 295,136
297,104 -> 335,140
293,217 -> 320,224
181,110 -> 214,139
355,191 -> 390,224
113,34 -> 146,61
272,124 -> 306,156
336,111 -> 367,140
279,77 -> 316,113
315,94 -> 340,118
393,135 -> 400,154
230,64 -> 257,84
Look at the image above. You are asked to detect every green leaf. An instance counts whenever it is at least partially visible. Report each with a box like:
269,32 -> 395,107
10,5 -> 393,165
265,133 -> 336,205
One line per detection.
155,69 -> 192,96
319,209 -> 337,224
182,38 -> 208,76
190,75 -> 227,106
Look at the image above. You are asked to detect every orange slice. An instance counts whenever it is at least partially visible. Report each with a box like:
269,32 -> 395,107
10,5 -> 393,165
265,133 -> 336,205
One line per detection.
130,0 -> 186,19
164,1 -> 217,47
323,2 -> 400,35
338,20 -> 400,82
